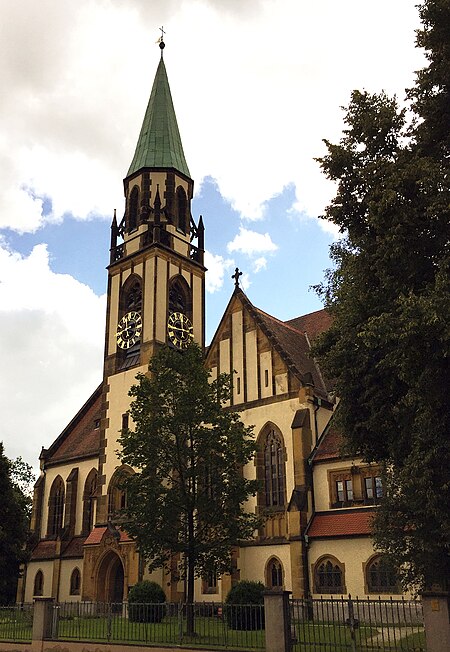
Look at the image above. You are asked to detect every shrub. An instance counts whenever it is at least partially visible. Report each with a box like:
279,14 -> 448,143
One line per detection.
128,581 -> 166,623
225,581 -> 265,630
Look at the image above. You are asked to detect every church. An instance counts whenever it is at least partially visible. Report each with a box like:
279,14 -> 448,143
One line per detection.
19,41 -> 397,604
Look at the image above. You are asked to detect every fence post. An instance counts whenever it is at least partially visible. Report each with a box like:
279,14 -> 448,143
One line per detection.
422,590 -> 450,652
32,597 -> 55,642
264,590 -> 292,652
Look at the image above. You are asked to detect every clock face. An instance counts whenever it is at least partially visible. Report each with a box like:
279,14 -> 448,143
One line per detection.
116,311 -> 142,350
167,312 -> 194,349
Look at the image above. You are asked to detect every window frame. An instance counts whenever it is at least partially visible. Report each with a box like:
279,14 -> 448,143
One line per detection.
266,557 -> 284,590
47,476 -> 65,537
33,570 -> 44,596
364,555 -> 400,594
69,567 -> 81,596
263,429 -> 286,509
313,556 -> 346,595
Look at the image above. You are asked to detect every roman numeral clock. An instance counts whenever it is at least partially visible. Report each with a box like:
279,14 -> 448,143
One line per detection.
116,311 -> 143,350
167,311 -> 194,350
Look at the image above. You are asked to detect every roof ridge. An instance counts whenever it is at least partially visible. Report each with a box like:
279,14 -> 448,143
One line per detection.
285,307 -> 328,322
254,306 -> 307,336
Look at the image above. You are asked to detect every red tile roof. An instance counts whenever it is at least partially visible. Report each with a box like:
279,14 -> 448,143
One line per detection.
62,536 -> 86,558
285,309 -> 332,341
45,385 -> 102,464
313,427 -> 345,462
255,308 -> 326,389
308,510 -> 375,538
30,540 -> 57,560
84,526 -> 132,546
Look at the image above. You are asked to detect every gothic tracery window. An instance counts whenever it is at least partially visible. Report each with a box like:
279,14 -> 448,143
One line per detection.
264,429 -> 286,508
121,277 -> 142,314
47,476 -> 65,537
107,467 -> 132,520
314,557 -> 345,594
366,556 -> 398,593
82,468 -> 98,534
168,277 -> 191,317
266,557 -> 284,589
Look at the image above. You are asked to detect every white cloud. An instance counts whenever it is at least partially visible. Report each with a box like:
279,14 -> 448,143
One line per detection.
204,250 -> 235,293
227,227 -> 278,256
0,0 -> 424,234
253,257 -> 267,273
0,244 -> 105,464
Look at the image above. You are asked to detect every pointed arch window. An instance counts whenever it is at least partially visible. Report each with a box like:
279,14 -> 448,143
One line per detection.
366,555 -> 399,593
33,570 -> 44,596
120,277 -> 142,315
266,557 -> 284,589
47,476 -> 65,537
168,276 -> 191,318
176,186 -> 188,233
70,568 -> 81,595
107,467 -> 133,520
264,430 -> 286,508
82,469 -> 98,534
128,186 -> 139,231
314,556 -> 345,594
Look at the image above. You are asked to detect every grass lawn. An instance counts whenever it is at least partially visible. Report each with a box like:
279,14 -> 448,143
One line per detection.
293,621 -> 426,651
0,611 -> 33,642
56,614 -> 265,649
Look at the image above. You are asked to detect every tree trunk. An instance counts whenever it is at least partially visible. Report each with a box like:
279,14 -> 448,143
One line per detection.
186,511 -> 195,636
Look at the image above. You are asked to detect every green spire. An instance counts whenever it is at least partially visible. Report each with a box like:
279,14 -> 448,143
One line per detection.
127,54 -> 191,178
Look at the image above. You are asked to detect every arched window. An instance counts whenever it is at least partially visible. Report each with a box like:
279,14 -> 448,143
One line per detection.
266,557 -> 284,589
366,555 -> 398,593
120,276 -> 142,315
33,570 -> 44,596
168,276 -> 191,317
176,186 -> 187,233
107,467 -> 133,520
82,469 -> 98,534
47,476 -> 65,537
70,568 -> 81,595
314,556 -> 345,594
264,429 -> 286,508
128,186 -> 139,231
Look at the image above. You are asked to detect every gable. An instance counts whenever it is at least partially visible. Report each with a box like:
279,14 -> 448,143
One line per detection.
43,384 -> 102,466
206,290 -> 329,408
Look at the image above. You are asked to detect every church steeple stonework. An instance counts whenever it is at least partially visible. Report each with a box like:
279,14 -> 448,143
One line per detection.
106,41 -> 205,371
97,43 -> 206,526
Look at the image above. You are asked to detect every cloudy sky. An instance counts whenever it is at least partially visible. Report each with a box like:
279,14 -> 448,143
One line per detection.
0,0 -> 425,468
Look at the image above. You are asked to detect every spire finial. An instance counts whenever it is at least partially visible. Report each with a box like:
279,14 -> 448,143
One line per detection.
232,268 -> 243,287
158,26 -> 166,56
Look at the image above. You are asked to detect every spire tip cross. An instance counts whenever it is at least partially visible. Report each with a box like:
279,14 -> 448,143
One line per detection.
232,268 -> 243,287
159,26 -> 166,41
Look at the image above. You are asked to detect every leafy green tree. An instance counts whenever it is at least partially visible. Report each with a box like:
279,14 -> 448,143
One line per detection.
313,0 -> 449,590
119,344 -> 259,632
0,444 -> 32,604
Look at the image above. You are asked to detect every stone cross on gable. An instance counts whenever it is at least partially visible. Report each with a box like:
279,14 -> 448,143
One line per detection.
232,268 -> 243,287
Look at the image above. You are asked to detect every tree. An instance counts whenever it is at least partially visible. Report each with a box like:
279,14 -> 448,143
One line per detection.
313,0 -> 449,590
119,344 -> 259,632
0,444 -> 32,604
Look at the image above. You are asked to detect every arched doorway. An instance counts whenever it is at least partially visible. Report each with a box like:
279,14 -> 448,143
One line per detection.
96,551 -> 125,604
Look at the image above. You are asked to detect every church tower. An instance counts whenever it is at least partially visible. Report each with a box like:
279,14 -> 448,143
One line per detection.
96,40 -> 205,531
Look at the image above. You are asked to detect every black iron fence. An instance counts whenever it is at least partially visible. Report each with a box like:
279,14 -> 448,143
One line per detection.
53,600 -> 265,649
0,604 -> 33,642
290,595 -> 425,651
